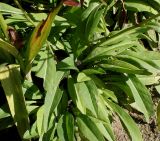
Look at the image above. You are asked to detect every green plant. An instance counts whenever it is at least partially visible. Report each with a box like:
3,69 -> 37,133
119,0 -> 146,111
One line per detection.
0,0 -> 160,141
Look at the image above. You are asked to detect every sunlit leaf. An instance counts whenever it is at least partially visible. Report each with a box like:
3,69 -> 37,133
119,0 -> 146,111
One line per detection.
120,50 -> 160,69
57,113 -> 74,141
83,40 -> 135,63
126,74 -> 154,122
0,38 -> 19,58
77,72 -> 91,82
0,64 -> 29,140
57,56 -> 78,70
68,77 -> 85,113
37,106 -> 44,135
43,88 -> 62,131
77,114 -> 105,141
0,2 -> 22,14
100,58 -> 150,74
125,0 -> 158,14
84,4 -> 104,40
104,99 -> 143,141
43,71 -> 65,132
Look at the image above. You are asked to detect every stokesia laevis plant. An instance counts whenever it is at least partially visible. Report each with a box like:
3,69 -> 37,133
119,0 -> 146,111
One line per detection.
0,0 -> 160,140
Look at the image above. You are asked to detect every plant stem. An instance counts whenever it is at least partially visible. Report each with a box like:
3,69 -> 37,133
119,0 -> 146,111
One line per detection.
14,0 -> 36,26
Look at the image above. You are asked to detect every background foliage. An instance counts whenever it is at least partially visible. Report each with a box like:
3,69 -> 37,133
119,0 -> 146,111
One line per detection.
0,0 -> 160,141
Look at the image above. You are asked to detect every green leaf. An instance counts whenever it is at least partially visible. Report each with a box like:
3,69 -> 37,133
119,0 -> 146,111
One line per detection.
0,39 -> 25,71
24,121 -> 38,140
43,71 -> 65,132
89,116 -> 115,141
68,77 -> 85,114
75,81 -> 98,116
77,72 -> 91,82
84,4 -> 104,40
0,116 -> 13,130
23,80 -> 43,100
0,38 -> 19,58
99,28 -> 146,47
77,114 -> 105,141
90,75 -> 106,88
117,55 -> 159,75
101,89 -> 118,103
39,114 -> 57,141
125,0 -> 158,14
27,105 -> 39,115
39,49 -> 56,92
95,96 -> 115,141
0,64 -> 29,140
65,113 -> 74,141
155,84 -> 160,94
57,116 -> 66,141
137,74 -> 160,85
82,67 -> 106,75
68,78 -> 98,116
0,2 -> 22,14
117,54 -> 159,74
57,56 -> 78,70
143,0 -> 160,11
81,2 -> 99,21
57,90 -> 68,114
100,59 -> 150,74
85,80 -> 99,115
126,74 -> 154,122
0,104 -> 10,119
83,40 -> 135,63
43,87 -> 63,132
104,99 -> 143,141
57,113 -> 74,141
120,50 -> 160,69
37,106 -> 44,135
138,51 -> 160,60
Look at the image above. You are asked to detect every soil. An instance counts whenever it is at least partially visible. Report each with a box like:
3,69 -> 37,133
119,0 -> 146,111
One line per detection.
112,87 -> 160,141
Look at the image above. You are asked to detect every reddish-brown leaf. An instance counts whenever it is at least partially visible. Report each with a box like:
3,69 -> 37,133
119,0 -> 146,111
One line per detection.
8,27 -> 24,49
63,0 -> 80,6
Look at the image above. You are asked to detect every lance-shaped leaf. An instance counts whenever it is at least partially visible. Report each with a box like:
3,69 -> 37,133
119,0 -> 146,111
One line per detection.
83,40 -> 135,63
0,64 -> 30,140
57,113 -> 75,141
43,71 -> 65,132
125,0 -> 158,14
68,79 -> 98,117
126,74 -> 154,122
25,2 -> 63,66
77,114 -> 105,141
0,39 -> 24,70
100,59 -> 151,75
104,99 -> 143,141
0,38 -> 19,58
0,2 -> 22,14
119,50 -> 160,69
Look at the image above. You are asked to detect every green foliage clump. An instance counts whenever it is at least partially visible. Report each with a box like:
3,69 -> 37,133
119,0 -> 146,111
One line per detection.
0,0 -> 160,140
